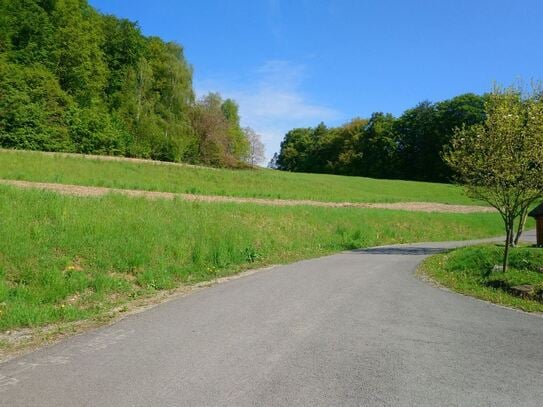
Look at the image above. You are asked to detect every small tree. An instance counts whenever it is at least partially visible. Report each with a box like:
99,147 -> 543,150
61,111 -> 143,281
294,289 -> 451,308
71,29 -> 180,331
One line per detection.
243,127 -> 265,166
190,93 -> 230,166
445,85 -> 543,272
267,152 -> 279,169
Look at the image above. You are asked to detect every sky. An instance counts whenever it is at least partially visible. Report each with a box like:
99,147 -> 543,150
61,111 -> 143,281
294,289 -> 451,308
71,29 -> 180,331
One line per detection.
89,0 -> 543,162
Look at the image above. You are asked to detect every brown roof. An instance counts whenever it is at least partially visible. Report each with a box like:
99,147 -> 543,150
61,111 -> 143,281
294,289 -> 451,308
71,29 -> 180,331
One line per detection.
528,202 -> 543,217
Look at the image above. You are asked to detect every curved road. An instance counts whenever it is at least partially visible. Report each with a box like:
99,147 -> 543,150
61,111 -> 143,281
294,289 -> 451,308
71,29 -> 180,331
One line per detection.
1,232 -> 542,406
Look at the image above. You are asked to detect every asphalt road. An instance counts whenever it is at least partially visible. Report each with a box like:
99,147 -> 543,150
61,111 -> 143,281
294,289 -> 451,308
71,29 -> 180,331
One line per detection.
1,231 -> 542,406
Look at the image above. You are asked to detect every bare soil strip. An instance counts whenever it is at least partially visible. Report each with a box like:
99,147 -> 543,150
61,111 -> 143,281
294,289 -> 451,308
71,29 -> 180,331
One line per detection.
0,179 -> 495,213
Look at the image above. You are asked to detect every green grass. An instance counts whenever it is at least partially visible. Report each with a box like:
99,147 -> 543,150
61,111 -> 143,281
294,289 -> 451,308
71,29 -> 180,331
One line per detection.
0,149 -> 481,204
0,186 -> 504,331
420,245 -> 543,312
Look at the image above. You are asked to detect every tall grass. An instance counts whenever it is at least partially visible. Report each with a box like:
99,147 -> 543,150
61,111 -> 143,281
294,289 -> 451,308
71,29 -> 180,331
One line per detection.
0,149 -> 478,204
0,186 -> 504,331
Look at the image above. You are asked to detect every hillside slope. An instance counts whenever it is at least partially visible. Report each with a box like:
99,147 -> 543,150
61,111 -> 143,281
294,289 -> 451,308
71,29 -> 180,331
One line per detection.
0,149 -> 481,205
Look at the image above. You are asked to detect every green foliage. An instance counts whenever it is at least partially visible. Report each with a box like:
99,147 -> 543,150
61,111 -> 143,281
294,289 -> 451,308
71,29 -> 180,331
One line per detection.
0,0 -> 57,68
0,0 -> 249,167
277,93 -> 486,182
395,101 -> 441,180
189,93 -> 249,167
50,0 -> 108,106
0,60 -> 74,151
277,127 -> 313,172
66,106 -> 129,155
100,15 -> 145,100
445,85 -> 543,271
355,114 -> 397,178
222,98 -> 249,159
0,185 -> 504,330
421,245 -> 543,312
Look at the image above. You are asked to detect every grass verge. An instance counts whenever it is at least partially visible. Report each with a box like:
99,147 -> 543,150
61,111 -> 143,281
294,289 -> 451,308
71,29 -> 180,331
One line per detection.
0,184 -> 506,336
0,149 -> 481,204
419,245 -> 543,312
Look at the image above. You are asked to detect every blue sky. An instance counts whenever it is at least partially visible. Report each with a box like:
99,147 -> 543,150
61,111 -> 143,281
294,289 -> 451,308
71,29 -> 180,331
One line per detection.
90,0 -> 543,161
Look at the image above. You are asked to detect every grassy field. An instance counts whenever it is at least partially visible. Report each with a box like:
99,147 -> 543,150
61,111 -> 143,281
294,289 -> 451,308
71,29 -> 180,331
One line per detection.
0,185 -> 505,332
0,149 -> 480,204
420,245 -> 543,312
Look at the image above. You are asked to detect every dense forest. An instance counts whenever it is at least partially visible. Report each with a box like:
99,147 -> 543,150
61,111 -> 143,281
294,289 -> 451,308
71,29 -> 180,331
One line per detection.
0,0 -> 252,167
275,93 -> 487,182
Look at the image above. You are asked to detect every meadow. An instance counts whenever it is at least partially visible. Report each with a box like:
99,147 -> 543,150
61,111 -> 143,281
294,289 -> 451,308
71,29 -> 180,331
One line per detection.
0,185 -> 504,332
0,149 -> 480,204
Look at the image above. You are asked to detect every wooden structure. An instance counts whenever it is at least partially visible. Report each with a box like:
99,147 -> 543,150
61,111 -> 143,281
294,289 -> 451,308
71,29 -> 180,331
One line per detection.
528,203 -> 543,247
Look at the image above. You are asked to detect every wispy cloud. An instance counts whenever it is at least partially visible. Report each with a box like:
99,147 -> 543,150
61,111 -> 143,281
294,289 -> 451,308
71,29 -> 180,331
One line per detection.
195,60 -> 341,162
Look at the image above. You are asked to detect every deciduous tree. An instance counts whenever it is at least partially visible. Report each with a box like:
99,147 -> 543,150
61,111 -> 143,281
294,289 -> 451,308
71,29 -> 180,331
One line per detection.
243,127 -> 265,166
445,85 -> 543,272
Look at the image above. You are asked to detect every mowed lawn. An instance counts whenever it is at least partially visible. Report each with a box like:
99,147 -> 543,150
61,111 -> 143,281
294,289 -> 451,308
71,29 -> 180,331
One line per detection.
0,149 -> 480,204
0,186 -> 504,332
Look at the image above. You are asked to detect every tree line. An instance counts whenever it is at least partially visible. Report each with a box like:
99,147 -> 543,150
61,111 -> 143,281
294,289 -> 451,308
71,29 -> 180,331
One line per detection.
0,0 -> 264,167
275,93 -> 487,182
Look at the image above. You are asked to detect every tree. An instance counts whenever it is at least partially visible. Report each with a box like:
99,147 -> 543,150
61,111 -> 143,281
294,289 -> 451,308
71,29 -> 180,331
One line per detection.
445,85 -> 543,272
267,152 -> 279,169
0,0 -> 58,69
276,128 -> 312,171
512,90 -> 543,245
434,93 -> 486,180
243,127 -> 265,166
51,0 -> 109,106
221,99 -> 249,160
357,113 -> 397,178
190,93 -> 230,166
0,60 -> 74,152
333,118 -> 367,176
100,15 -> 145,103
310,123 -> 348,174
395,101 -> 440,181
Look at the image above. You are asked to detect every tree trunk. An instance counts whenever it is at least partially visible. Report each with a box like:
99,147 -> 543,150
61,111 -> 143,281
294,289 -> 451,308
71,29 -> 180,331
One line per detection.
514,209 -> 528,246
509,228 -> 515,247
502,219 -> 514,273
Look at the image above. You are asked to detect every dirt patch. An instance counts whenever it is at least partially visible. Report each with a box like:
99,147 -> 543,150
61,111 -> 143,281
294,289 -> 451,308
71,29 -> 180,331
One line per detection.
0,179 -> 495,213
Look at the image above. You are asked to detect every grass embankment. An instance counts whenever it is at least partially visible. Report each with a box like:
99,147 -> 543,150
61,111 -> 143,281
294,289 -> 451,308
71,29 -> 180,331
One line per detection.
0,149 -> 479,204
420,245 -> 543,312
0,186 -> 504,332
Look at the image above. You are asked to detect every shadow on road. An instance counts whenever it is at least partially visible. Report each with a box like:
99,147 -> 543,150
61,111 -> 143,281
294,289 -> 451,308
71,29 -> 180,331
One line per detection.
353,246 -> 447,256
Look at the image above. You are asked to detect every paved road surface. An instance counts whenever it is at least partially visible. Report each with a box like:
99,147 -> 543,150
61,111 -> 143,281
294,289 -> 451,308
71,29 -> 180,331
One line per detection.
1,231 -> 542,406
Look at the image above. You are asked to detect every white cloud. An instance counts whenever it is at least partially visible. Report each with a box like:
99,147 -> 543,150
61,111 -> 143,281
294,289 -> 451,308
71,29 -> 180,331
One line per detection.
195,60 -> 341,163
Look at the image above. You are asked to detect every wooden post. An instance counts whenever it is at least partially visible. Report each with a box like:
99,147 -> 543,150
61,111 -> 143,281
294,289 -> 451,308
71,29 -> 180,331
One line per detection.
537,217 -> 543,247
